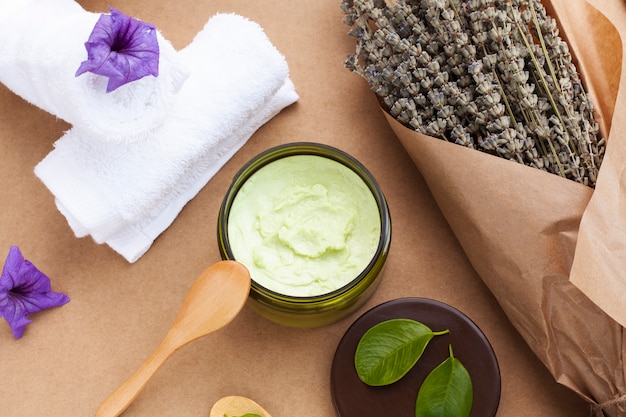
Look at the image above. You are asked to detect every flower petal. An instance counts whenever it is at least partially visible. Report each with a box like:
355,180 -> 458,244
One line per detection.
76,7 -> 160,92
0,246 -> 70,339
0,303 -> 32,339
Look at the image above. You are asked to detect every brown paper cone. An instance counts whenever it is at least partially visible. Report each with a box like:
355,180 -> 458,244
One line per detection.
376,0 -> 626,415
568,0 -> 626,334
386,112 -> 625,416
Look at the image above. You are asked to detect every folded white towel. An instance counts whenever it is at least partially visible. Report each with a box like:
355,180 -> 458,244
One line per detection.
0,0 -> 188,142
34,13 -> 299,262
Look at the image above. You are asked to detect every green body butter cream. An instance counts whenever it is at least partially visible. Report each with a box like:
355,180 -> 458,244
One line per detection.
228,154 -> 381,297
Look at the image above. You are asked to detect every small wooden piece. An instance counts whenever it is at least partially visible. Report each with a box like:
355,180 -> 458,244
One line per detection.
210,395 -> 272,417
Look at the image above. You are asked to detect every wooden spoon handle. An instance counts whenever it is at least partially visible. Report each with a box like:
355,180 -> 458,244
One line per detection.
95,339 -> 175,417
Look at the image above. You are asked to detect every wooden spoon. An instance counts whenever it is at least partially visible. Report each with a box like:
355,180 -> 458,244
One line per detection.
95,261 -> 251,417
210,395 -> 272,417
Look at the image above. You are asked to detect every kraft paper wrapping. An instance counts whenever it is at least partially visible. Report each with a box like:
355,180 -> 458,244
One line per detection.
380,0 -> 626,415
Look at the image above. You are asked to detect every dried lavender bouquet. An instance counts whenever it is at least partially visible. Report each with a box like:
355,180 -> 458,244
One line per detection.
341,0 -> 606,187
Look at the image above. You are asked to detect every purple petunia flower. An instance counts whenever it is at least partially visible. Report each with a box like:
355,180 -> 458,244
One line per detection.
0,246 -> 70,339
76,7 -> 160,92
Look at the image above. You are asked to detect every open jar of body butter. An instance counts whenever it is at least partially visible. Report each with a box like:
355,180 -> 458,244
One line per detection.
217,142 -> 391,327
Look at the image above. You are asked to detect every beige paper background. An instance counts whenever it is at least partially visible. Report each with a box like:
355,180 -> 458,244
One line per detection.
0,0 -> 596,416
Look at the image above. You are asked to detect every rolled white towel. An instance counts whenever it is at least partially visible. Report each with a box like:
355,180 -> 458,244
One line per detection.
35,13 -> 299,262
0,0 -> 189,142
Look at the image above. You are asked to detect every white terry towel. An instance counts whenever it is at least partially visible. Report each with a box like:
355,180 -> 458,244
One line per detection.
0,0 -> 188,142
35,13 -> 299,263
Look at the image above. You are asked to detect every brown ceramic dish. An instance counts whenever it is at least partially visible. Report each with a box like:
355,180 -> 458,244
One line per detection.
331,297 -> 500,417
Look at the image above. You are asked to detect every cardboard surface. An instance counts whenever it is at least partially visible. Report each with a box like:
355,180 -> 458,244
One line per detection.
0,1 -> 589,416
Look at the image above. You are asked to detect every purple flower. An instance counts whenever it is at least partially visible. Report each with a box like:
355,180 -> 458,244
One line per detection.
76,7 -> 160,92
0,246 -> 70,339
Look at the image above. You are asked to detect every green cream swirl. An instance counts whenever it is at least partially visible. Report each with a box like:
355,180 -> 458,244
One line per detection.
228,155 -> 381,297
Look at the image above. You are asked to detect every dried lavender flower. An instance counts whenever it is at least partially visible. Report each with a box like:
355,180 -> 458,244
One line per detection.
341,0 -> 606,187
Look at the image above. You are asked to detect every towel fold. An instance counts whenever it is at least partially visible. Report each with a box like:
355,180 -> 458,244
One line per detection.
0,0 -> 189,142
34,13 -> 299,262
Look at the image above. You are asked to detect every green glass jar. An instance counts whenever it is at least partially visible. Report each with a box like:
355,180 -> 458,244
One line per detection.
217,142 -> 391,328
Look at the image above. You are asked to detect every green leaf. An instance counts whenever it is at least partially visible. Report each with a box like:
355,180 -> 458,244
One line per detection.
415,345 -> 473,417
354,318 -> 449,386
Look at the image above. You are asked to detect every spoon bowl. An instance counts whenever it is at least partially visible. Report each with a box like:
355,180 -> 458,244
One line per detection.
210,395 -> 272,417
95,261 -> 251,417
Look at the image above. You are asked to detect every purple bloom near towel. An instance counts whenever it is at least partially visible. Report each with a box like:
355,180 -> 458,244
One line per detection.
76,7 -> 159,92
0,246 -> 70,338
